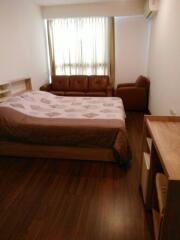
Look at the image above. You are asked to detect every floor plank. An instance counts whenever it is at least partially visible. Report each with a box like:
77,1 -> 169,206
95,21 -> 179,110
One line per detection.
0,112 -> 153,240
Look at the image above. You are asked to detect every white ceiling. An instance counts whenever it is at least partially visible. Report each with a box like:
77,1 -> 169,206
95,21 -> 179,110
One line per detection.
35,0 -> 141,6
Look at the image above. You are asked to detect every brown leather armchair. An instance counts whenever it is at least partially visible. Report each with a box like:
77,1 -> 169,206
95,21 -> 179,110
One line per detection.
115,75 -> 150,111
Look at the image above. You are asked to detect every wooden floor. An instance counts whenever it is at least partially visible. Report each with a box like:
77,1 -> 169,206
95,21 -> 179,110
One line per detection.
0,112 -> 153,240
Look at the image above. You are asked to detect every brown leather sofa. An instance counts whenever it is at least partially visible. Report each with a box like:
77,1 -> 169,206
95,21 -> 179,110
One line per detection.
40,75 -> 113,97
115,75 -> 150,111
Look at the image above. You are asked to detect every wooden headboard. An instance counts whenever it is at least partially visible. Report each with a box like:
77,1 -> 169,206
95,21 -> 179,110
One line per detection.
0,78 -> 32,102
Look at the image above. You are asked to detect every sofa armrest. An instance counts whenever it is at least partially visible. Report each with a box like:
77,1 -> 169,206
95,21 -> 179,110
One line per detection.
117,83 -> 135,88
106,85 -> 113,96
40,83 -> 52,91
116,87 -> 148,111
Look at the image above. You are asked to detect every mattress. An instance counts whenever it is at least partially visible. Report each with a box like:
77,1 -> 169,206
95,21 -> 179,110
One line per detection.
0,91 -> 131,164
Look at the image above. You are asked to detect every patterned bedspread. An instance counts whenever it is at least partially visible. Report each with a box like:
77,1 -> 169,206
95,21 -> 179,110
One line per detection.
0,91 -> 131,165
0,91 -> 125,120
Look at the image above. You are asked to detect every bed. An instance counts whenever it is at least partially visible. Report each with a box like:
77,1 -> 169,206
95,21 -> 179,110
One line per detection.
0,89 -> 131,165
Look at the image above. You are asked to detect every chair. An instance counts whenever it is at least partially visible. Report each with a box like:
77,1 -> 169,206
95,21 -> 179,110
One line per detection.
115,75 -> 150,111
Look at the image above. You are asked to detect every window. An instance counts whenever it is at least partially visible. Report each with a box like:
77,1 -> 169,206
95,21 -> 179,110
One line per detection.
47,17 -> 114,78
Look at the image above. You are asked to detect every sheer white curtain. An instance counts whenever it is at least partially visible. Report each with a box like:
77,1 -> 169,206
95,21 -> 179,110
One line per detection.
47,17 -> 111,76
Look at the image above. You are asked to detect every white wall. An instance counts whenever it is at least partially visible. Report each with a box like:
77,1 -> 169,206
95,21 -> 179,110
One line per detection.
115,16 -> 147,86
41,1 -> 144,18
148,0 -> 180,115
0,0 -> 48,90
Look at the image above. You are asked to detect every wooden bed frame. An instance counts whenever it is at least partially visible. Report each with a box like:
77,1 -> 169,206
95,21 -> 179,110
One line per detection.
0,78 -> 115,162
0,141 -> 115,162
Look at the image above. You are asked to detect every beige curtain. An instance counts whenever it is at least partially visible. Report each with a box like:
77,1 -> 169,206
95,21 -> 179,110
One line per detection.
108,17 -> 115,86
47,20 -> 56,76
47,17 -> 115,85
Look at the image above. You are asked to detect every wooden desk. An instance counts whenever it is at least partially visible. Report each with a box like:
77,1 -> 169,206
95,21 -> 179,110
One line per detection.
140,115 -> 180,240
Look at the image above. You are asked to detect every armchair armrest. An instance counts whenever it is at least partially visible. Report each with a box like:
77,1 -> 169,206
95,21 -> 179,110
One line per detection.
117,83 -> 135,88
116,87 -> 148,111
40,83 -> 52,91
106,85 -> 113,97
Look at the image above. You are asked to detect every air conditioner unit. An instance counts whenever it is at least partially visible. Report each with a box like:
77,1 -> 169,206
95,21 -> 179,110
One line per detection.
144,0 -> 159,18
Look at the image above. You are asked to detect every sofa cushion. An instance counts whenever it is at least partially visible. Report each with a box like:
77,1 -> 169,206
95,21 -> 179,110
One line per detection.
69,76 -> 88,91
52,75 -> 70,91
86,92 -> 106,97
64,91 -> 85,96
51,91 -> 65,96
88,76 -> 109,91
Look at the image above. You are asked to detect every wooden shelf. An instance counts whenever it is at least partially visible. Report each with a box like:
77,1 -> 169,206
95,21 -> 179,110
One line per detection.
147,137 -> 152,152
0,82 -> 11,99
141,152 -> 150,202
152,208 -> 161,240
0,82 -> 10,88
156,173 -> 168,216
0,89 -> 11,94
144,152 -> 150,169
0,78 -> 31,102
